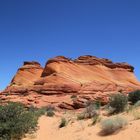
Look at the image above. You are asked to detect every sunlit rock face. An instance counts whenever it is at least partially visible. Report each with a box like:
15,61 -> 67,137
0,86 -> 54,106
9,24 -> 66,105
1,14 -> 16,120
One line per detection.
1,55 -> 140,109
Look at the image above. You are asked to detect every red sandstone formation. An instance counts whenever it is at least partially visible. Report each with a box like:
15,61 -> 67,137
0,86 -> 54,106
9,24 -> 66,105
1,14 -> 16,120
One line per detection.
1,55 -> 140,109
11,61 -> 43,86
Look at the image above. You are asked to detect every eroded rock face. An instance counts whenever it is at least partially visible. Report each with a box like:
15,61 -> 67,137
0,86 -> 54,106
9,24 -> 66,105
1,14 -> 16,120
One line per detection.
1,55 -> 140,109
10,61 -> 43,86
74,55 -> 134,72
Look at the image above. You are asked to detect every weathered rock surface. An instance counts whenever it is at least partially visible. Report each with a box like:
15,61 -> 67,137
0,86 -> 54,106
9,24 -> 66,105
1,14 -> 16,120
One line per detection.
11,61 -> 43,86
1,55 -> 140,109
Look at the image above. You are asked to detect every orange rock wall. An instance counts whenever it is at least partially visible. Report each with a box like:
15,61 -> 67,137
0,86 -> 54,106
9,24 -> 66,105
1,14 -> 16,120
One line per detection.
1,55 -> 140,109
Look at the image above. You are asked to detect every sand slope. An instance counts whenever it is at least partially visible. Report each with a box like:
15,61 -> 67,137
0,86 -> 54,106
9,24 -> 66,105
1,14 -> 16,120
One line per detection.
23,113 -> 140,140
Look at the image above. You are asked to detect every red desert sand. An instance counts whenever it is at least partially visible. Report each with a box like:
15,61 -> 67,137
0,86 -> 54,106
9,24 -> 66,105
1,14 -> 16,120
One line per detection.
23,110 -> 140,140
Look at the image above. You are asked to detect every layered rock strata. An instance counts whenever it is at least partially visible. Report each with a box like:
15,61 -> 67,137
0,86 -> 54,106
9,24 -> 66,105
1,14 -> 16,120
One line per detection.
1,55 -> 140,109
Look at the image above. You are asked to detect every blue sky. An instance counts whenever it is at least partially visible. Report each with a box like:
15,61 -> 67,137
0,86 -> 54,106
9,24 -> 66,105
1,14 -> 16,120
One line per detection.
0,0 -> 140,90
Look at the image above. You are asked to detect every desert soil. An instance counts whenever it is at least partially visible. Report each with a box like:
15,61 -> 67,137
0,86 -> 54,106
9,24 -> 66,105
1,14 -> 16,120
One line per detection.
23,110 -> 140,140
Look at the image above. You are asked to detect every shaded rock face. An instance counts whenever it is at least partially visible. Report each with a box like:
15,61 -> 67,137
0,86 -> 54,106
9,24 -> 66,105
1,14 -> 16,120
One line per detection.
1,55 -> 140,109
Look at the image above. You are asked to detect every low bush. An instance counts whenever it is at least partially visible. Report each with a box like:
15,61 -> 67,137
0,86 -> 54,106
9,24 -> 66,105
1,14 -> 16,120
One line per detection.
46,105 -> 55,117
59,118 -> 67,128
77,102 -> 100,120
70,95 -> 77,99
134,100 -> 140,108
28,106 -> 46,117
77,113 -> 85,120
128,90 -> 140,104
100,117 -> 127,135
85,100 -> 101,110
125,105 -> 134,113
91,115 -> 101,126
0,102 -> 39,140
30,105 -> 55,117
126,101 -> 140,114
108,93 -> 128,114
46,110 -> 55,117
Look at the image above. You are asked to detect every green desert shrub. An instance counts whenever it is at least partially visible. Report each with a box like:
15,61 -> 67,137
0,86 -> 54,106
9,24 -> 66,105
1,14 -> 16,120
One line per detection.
31,105 -> 55,117
100,117 -> 128,135
46,105 -> 55,117
91,115 -> 101,126
134,100 -> 140,108
108,93 -> 128,114
77,102 -> 100,120
28,106 -> 46,117
59,118 -> 67,128
30,105 -> 55,117
125,100 -> 140,113
84,103 -> 99,119
85,100 -> 101,110
0,102 -> 39,140
128,90 -> 140,104
70,95 -> 77,99
77,113 -> 85,120
46,110 -> 55,117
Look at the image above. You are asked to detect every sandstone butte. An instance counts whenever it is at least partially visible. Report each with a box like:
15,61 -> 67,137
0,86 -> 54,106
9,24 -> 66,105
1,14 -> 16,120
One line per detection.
1,55 -> 140,110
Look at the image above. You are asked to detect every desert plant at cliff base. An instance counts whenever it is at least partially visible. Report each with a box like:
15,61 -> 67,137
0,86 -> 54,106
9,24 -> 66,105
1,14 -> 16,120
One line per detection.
85,100 -> 101,110
30,105 -> 55,117
108,93 -> 128,114
128,90 -> 140,104
70,95 -> 77,99
134,100 -> 140,108
59,118 -> 67,128
28,105 -> 46,117
77,102 -> 100,120
91,115 -> 102,126
0,102 -> 39,140
100,117 -> 128,136
46,105 -> 55,117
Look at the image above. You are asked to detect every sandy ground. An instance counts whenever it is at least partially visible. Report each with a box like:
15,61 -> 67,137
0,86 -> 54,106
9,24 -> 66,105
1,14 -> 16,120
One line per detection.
23,109 -> 140,140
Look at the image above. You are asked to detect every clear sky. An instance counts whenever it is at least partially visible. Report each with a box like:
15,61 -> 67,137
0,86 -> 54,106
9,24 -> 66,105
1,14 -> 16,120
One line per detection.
0,0 -> 140,90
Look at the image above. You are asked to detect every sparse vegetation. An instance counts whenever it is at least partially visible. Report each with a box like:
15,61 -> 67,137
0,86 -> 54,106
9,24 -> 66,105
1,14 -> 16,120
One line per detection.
85,100 -> 101,110
28,106 -> 46,117
134,100 -> 140,108
46,110 -> 55,117
2,91 -> 140,139
108,93 -> 128,114
125,104 -> 134,113
77,102 -> 100,120
91,115 -> 101,126
128,90 -> 140,104
59,118 -> 67,128
0,102 -> 39,140
100,117 -> 128,135
131,109 -> 140,120
46,105 -> 55,117
71,95 -> 77,99
77,113 -> 85,120
71,95 -> 78,104
32,105 -> 55,117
